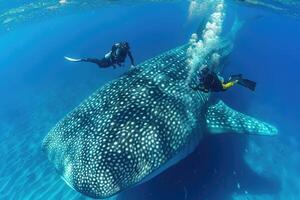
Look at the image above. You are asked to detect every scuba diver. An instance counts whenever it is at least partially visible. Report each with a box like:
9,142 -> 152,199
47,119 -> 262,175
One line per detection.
192,67 -> 256,92
65,42 -> 135,69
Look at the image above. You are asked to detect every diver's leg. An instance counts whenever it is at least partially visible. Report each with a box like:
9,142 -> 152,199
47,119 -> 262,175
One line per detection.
222,80 -> 238,90
83,58 -> 111,68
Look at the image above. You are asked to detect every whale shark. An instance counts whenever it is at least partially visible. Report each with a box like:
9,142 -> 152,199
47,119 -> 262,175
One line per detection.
42,2 -> 277,199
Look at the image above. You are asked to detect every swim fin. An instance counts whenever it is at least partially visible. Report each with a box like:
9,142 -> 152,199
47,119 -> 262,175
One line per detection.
64,56 -> 83,62
229,74 -> 256,91
238,78 -> 256,91
229,74 -> 242,81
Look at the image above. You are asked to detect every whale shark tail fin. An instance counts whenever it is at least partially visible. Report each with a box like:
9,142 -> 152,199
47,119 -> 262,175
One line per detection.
205,101 -> 278,136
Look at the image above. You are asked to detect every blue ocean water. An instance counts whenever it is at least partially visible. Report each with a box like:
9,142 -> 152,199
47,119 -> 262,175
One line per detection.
0,1 -> 299,200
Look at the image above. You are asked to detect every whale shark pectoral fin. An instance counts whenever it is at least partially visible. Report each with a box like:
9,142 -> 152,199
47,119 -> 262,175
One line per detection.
205,101 -> 278,136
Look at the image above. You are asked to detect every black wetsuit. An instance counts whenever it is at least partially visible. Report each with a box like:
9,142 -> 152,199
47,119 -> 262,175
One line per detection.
202,72 -> 225,92
192,68 -> 225,92
83,42 -> 135,68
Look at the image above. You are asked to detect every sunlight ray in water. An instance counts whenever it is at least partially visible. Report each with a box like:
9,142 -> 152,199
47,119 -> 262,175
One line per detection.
1,0 -> 300,32
0,0 -> 178,32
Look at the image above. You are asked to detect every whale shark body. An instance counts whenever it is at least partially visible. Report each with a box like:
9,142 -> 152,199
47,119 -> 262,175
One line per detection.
42,44 -> 277,199
42,2 -> 277,198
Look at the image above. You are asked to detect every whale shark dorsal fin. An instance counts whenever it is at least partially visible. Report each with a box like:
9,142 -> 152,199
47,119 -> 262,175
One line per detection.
205,101 -> 278,136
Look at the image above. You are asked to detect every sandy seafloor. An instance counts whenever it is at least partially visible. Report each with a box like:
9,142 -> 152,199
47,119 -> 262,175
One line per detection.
0,1 -> 300,200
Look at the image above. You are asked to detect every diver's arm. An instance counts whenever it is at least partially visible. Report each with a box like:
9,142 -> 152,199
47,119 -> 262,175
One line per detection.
111,44 -> 118,52
222,80 -> 238,90
128,51 -> 135,66
110,44 -> 118,59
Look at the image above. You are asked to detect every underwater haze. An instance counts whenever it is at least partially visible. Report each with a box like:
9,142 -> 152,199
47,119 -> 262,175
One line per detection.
0,1 -> 300,200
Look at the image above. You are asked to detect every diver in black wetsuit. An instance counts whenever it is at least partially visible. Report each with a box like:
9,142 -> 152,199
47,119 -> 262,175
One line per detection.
192,67 -> 256,92
66,42 -> 135,69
